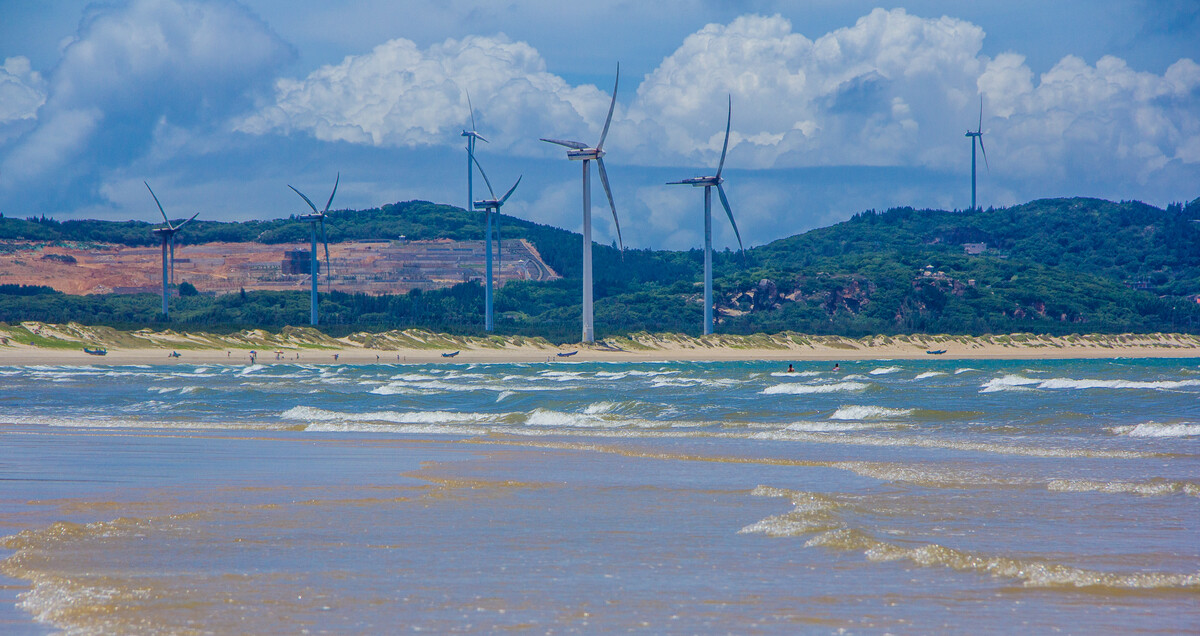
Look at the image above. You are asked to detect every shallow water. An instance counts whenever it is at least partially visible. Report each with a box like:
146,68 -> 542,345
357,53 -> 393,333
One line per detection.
1,358 -> 1197,633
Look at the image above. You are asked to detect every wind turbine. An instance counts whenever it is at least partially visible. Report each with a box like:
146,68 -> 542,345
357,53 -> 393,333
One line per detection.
462,91 -> 488,214
145,182 -> 198,319
667,95 -> 746,336
965,97 -> 989,211
540,63 -> 623,343
287,173 -> 338,326
470,155 -> 521,332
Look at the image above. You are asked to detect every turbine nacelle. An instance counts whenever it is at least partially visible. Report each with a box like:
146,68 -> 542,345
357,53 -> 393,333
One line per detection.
567,147 -> 604,161
462,130 -> 488,142
669,176 -> 722,188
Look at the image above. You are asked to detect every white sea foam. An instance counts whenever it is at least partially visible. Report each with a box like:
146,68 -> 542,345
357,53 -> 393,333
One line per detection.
304,422 -> 491,436
1048,478 -> 1200,497
979,374 -> 1042,392
954,367 -> 977,374
914,371 -> 945,380
770,371 -> 822,377
524,408 -> 620,428
496,391 -> 515,402
594,369 -> 677,379
829,405 -> 914,420
869,366 -> 901,375
748,429 -> 1154,458
1110,422 -> 1200,438
841,374 -> 868,380
762,381 -> 869,395
785,421 -> 900,432
1037,378 -> 1200,390
984,374 -> 1200,393
280,405 -> 495,425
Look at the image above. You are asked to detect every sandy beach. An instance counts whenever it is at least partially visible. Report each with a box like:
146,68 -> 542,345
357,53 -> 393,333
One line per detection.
1,321 -> 1198,365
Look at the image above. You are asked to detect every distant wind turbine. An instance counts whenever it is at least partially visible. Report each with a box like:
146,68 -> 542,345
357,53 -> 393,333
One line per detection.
462,91 -> 488,215
145,182 -> 199,319
541,63 -> 623,343
287,173 -> 338,327
966,97 -> 989,211
470,155 -> 521,332
667,95 -> 746,336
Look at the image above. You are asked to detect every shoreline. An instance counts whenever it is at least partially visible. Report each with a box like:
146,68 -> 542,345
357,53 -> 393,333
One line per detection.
1,323 -> 1198,365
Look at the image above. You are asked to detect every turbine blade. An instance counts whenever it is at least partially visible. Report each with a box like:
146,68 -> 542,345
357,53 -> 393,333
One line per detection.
978,135 -> 989,172
978,95 -> 983,133
324,172 -> 339,213
470,154 -> 497,200
540,138 -> 588,149
595,62 -> 619,152
467,89 -> 477,133
320,219 -> 331,292
169,235 -> 176,285
174,212 -> 199,231
717,183 -> 746,263
145,181 -> 172,227
496,210 -> 502,273
716,94 -> 731,178
596,157 -> 623,252
474,132 -> 488,144
500,175 -> 521,205
288,185 -> 320,214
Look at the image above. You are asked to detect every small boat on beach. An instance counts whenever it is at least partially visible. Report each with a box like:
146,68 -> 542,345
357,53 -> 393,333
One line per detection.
556,351 -> 578,357
83,347 -> 107,356
926,349 -> 947,355
442,351 -> 460,358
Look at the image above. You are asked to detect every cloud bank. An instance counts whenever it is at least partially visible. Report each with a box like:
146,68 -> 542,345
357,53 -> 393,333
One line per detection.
237,8 -> 1199,191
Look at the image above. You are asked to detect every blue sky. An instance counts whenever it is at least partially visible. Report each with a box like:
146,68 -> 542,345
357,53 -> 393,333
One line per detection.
1,0 -> 1197,251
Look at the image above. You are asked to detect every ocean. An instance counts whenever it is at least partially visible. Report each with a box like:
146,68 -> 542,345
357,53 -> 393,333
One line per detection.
1,358 -> 1197,633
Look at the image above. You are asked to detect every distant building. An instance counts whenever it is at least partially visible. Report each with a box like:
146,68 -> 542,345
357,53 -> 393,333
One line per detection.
281,250 -> 317,275
963,242 -> 987,255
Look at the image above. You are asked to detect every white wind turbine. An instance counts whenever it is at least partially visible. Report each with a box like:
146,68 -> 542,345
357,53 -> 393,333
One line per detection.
965,96 -> 989,211
667,95 -> 745,335
470,155 -> 521,332
540,63 -> 623,343
145,182 -> 199,320
287,174 -> 338,326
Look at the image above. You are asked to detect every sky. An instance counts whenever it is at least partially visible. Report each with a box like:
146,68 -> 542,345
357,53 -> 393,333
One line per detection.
0,1 -> 1197,251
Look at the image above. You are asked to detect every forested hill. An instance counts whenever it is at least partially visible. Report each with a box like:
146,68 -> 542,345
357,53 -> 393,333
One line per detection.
1,196 -> 1198,338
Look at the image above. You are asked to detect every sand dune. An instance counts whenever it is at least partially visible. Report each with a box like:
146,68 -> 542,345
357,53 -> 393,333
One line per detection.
1,322 -> 1197,365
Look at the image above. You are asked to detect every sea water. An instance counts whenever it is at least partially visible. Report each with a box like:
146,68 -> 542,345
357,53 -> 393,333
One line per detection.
0,358 -> 1196,633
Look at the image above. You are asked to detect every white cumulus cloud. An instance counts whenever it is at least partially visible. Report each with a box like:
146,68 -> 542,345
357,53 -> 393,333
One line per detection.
236,34 -> 614,156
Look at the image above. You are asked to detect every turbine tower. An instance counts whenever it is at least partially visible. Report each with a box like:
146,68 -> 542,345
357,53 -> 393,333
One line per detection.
540,63 -> 623,343
287,173 -> 338,327
667,95 -> 746,336
965,97 -> 989,211
462,91 -> 488,214
470,155 -> 521,332
145,182 -> 198,320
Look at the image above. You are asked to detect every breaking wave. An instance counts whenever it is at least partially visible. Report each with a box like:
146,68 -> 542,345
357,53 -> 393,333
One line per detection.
983,375 -> 1200,393
762,381 -> 869,395
1109,422 -> 1200,438
829,405 -> 914,420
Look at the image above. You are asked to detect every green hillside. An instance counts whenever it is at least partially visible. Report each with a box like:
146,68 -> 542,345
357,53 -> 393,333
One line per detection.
1,196 -> 1198,340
